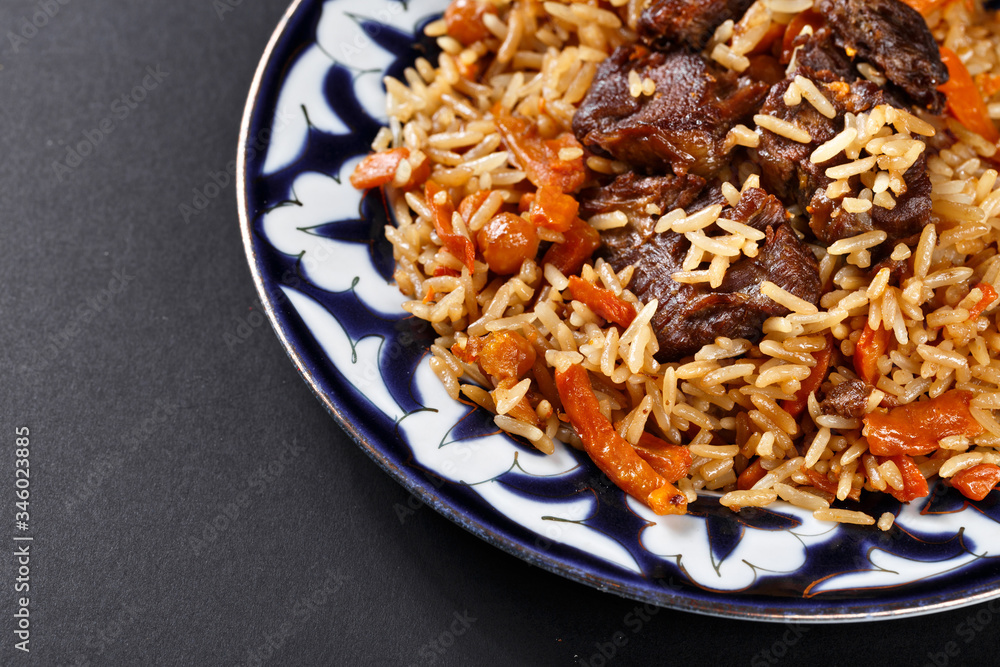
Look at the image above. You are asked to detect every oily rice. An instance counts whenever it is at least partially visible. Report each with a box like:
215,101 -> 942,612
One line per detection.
354,0 -> 1000,525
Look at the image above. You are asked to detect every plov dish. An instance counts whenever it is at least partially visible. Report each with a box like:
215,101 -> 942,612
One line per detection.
350,0 -> 1000,526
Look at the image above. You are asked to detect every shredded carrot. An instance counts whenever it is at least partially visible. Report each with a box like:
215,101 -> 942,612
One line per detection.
555,364 -> 686,514
450,336 -> 484,365
737,459 -> 767,491
444,0 -> 496,46
749,21 -> 785,57
899,0 -> 958,17
801,467 -> 861,501
864,390 -> 984,456
951,463 -> 1000,501
782,335 -> 833,418
478,331 -> 536,380
492,377 -> 541,426
939,47 -> 1000,143
879,454 -> 930,503
527,185 -> 578,232
635,432 -> 692,483
968,282 -> 999,320
494,105 -> 587,193
780,9 -> 824,64
853,323 -> 892,386
542,217 -> 601,276
425,181 -> 476,273
349,147 -> 409,189
458,190 -> 493,226
566,276 -> 637,329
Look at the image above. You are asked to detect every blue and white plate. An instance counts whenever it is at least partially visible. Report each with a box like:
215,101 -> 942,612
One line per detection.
237,0 -> 1000,621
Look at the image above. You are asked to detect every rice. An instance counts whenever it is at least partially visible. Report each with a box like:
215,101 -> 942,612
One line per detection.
813,509 -> 875,525
754,114 -> 812,143
827,230 -> 888,256
355,0 -> 1000,526
760,281 -> 819,314
721,489 -> 778,509
794,75 -> 836,119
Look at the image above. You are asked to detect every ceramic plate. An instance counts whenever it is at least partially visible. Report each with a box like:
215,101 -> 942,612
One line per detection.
237,0 -> 1000,621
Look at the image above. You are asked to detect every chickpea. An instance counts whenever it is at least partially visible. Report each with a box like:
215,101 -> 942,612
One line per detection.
476,212 -> 539,275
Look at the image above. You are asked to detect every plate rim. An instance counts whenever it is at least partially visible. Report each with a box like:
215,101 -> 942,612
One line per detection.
235,0 -> 1000,623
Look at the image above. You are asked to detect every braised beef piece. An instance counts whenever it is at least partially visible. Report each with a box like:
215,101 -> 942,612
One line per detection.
756,71 -> 882,202
754,70 -> 932,245
868,255 -> 912,284
815,0 -> 948,111
578,171 -> 708,256
637,0 -> 756,50
602,188 -> 822,360
573,46 -> 769,178
790,26 -> 854,82
820,379 -> 872,418
807,155 -> 932,244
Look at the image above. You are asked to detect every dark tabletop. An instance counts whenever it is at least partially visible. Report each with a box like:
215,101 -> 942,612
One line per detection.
3,0 -> 1000,664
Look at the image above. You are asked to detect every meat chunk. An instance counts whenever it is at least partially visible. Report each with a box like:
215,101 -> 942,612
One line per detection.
820,379 -> 872,418
573,46 -> 769,178
816,0 -> 948,111
638,0 -> 755,50
602,188 -> 822,360
756,72 -> 882,202
790,26 -> 855,82
578,171 -> 708,257
807,155 -> 931,245
754,71 -> 932,245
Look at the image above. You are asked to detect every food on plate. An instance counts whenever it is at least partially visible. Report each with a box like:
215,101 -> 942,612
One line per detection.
351,0 -> 1000,525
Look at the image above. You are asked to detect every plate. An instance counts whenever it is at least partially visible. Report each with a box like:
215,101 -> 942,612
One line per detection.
237,0 -> 1000,621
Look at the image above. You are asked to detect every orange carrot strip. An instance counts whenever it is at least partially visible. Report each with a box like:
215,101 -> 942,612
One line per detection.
939,47 -> 1000,143
425,181 -> 476,273
879,454 -> 930,503
782,335 -> 833,418
635,432 -> 692,483
749,21 -> 785,56
566,276 -> 637,328
864,390 -> 984,456
542,217 -> 601,276
493,378 -> 541,426
899,0 -> 956,17
853,323 -> 891,386
450,336 -> 484,365
737,459 -> 767,491
527,185 -> 578,232
458,190 -> 492,226
494,106 -> 587,193
951,463 -> 1000,501
780,9 -> 824,63
444,0 -> 496,46
478,331 -> 536,380
968,282 -> 999,320
801,467 -> 861,501
349,148 -> 410,189
555,364 -> 685,514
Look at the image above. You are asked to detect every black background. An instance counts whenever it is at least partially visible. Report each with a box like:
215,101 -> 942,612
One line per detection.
2,0 -> 1000,665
